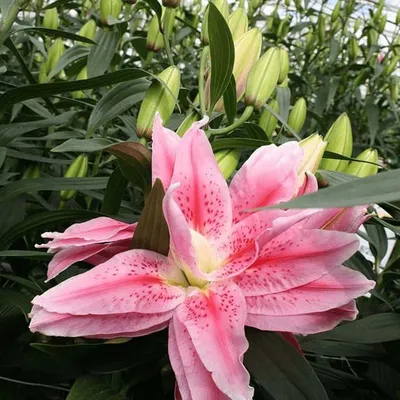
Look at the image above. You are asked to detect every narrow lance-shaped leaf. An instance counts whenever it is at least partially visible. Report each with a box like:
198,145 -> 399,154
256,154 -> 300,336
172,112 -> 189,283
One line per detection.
130,178 -> 170,256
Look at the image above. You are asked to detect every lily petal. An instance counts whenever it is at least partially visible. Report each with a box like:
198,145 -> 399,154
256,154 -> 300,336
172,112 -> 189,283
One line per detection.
152,113 -> 181,189
46,243 -> 109,281
170,119 -> 232,244
169,315 -> 230,400
296,171 -> 318,197
33,250 -> 186,315
235,229 -> 359,296
29,304 -> 172,338
176,282 -> 253,400
229,142 -> 303,223
246,301 -> 358,334
245,266 -> 374,315
38,217 -> 135,249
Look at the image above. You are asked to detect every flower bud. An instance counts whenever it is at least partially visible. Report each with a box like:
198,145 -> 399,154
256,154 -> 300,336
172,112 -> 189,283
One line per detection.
373,0 -> 384,23
201,0 -> 229,45
344,148 -> 378,178
377,15 -> 386,34
319,113 -> 353,172
39,61 -> 48,83
210,28 -> 262,111
317,15 -> 326,43
276,16 -> 290,39
354,17 -> 361,33
72,67 -> 88,99
137,66 -> 181,139
43,8 -> 59,30
22,165 -> 41,180
176,111 -> 200,137
215,149 -> 240,180
348,37 -> 360,61
367,29 -> 378,47
345,0 -> 355,16
389,77 -> 399,102
162,0 -> 180,8
259,98 -> 279,139
331,0 -> 341,22
288,98 -> 307,134
228,7 -> 248,41
100,0 -> 122,25
60,154 -> 89,201
298,134 -> 327,177
78,19 -> 97,43
47,38 -> 65,72
278,47 -> 289,83
245,47 -> 281,109
147,15 -> 164,51
384,56 -> 399,77
397,9 -> 400,25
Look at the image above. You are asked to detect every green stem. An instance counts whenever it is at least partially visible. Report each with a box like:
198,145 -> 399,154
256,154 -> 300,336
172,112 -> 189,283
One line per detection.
199,46 -> 209,117
208,105 -> 254,135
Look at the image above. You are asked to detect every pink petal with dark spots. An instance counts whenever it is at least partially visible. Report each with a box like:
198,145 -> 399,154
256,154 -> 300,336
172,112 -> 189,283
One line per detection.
32,250 -> 186,315
176,282 -> 253,400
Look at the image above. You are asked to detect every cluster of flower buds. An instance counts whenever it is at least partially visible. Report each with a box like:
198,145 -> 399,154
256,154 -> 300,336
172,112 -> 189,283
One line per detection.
60,154 -> 89,203
136,66 -> 181,139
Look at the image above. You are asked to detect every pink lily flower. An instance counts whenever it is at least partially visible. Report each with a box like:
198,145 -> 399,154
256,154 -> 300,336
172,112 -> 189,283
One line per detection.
30,116 -> 375,400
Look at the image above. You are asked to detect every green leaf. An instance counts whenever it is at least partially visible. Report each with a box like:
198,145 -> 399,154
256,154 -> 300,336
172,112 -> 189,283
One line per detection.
0,209 -> 103,248
11,26 -> 96,44
131,179 -> 169,256
366,103 -> 379,145
101,167 -> 128,215
365,222 -> 388,263
263,169 -> 400,209
87,28 -> 120,78
87,79 -> 150,136
208,2 -> 234,112
212,137 -> 269,151
42,0 -> 77,9
66,375 -> 127,400
0,250 -> 52,260
143,0 -> 162,21
315,314 -> 400,344
0,177 -> 109,204
277,86 -> 291,122
52,138 -> 114,153
49,45 -> 90,79
0,68 -> 148,115
323,151 -> 382,168
245,329 -> 328,400
0,111 -> 76,146
223,75 -> 237,124
244,122 -> 269,141
0,288 -> 33,315
106,142 -> 151,193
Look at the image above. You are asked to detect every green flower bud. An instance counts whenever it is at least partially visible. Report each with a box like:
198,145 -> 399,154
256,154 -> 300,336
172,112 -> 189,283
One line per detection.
345,0 -> 355,16
210,28 -> 262,111
331,19 -> 340,34
42,8 -> 59,30
100,0 -> 122,25
394,36 -> 400,57
367,29 -> 378,47
373,0 -> 384,23
259,98 -> 279,139
285,0 -> 290,7
47,38 -> 64,73
176,111 -> 200,137
162,0 -> 180,8
377,15 -> 386,34
319,113 -> 353,172
215,149 -> 241,180
250,0 -> 262,10
78,19 -> 97,43
278,47 -> 289,83
389,77 -> 399,102
384,56 -> 399,77
354,69 -> 369,87
345,148 -> 378,177
163,7 -> 176,42
277,15 -> 290,39
397,9 -> 400,25
147,15 -> 164,51
317,15 -> 326,43
22,165 -> 40,180
331,0 -> 341,22
38,61 -> 48,83
201,0 -> 229,45
60,154 -> 89,201
137,66 -> 181,139
288,97 -> 307,133
294,0 -> 302,12
72,67 -> 88,99
354,17 -> 361,33
245,47 -> 281,110
298,134 -> 327,176
228,7 -> 248,41
305,29 -> 316,52
348,37 -> 360,61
